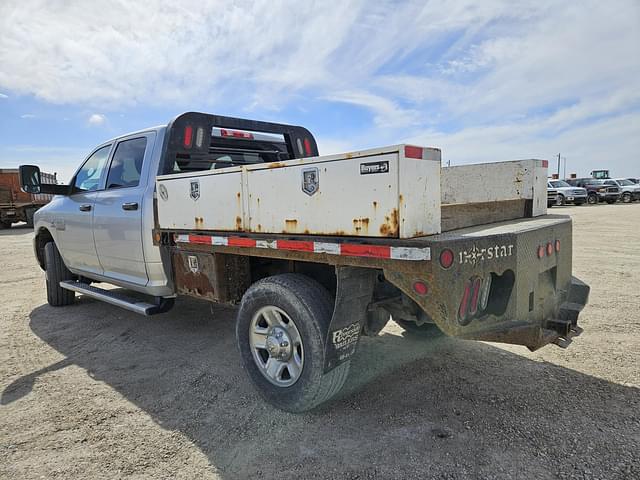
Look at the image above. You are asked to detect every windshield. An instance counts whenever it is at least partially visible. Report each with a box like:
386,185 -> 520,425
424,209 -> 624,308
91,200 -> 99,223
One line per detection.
550,180 -> 571,188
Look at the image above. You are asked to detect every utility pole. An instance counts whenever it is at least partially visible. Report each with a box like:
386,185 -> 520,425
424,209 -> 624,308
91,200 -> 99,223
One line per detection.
557,153 -> 561,177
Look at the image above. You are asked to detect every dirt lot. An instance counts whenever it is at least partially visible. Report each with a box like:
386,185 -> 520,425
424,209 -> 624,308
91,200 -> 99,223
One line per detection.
1,204 -> 638,480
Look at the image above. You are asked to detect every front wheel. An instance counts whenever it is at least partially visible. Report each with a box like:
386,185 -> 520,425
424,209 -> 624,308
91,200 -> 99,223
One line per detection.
622,192 -> 631,203
587,194 -> 598,205
44,242 -> 75,306
556,194 -> 565,206
236,274 -> 350,412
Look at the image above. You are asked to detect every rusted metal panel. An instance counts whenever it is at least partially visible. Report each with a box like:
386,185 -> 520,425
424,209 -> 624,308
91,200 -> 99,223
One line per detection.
383,215 -> 577,350
172,250 -> 250,302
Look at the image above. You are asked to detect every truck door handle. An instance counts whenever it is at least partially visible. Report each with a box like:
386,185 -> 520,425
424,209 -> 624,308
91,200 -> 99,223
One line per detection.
122,202 -> 139,211
79,204 -> 92,212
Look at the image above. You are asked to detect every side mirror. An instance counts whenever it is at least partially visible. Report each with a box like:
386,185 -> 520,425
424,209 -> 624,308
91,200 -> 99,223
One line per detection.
19,165 -> 42,194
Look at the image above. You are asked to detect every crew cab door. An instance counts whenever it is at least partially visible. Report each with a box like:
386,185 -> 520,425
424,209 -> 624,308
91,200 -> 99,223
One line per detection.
92,133 -> 155,285
57,144 -> 113,275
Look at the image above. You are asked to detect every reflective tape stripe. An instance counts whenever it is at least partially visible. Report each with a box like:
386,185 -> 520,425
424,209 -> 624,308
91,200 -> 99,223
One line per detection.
174,233 -> 430,261
276,239 -> 315,252
390,246 -> 431,261
314,242 -> 341,255
340,243 -> 390,258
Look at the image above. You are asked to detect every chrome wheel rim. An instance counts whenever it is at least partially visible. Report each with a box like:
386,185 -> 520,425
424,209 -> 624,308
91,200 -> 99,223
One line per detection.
249,306 -> 304,387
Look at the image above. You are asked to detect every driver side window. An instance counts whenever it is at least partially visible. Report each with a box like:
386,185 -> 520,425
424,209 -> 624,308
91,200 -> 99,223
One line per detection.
73,145 -> 111,192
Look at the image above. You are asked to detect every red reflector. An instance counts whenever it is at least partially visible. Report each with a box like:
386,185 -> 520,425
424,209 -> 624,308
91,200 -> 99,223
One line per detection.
303,138 -> 312,156
555,239 -> 560,252
469,277 -> 482,315
413,281 -> 428,295
439,248 -> 454,269
220,129 -> 254,140
547,242 -> 554,256
542,160 -> 549,168
404,145 -> 423,159
183,125 -> 193,148
458,281 -> 472,322
537,245 -> 545,259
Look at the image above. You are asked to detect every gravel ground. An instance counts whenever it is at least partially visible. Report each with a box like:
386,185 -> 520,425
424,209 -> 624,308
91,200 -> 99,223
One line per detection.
1,204 -> 638,479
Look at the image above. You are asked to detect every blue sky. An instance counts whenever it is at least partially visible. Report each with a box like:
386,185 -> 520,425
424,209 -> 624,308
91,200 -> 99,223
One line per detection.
1,0 -> 639,182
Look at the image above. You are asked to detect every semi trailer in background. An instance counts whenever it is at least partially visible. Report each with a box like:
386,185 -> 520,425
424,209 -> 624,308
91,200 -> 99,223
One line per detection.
0,168 -> 57,228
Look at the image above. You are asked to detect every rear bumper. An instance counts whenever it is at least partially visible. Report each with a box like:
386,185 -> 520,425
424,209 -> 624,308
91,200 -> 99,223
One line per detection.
385,215 -> 590,350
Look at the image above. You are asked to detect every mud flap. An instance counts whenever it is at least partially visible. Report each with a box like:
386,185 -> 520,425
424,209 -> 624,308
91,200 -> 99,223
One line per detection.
323,266 -> 377,373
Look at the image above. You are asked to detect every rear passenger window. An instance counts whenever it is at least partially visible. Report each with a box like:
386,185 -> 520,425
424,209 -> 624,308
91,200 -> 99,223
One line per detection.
106,137 -> 147,189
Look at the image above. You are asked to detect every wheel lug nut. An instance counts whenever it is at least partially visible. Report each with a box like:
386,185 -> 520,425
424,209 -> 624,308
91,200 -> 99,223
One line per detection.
280,341 -> 288,347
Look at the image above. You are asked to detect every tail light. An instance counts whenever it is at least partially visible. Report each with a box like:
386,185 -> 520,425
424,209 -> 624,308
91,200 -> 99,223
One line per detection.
459,275 -> 492,323
479,274 -> 492,311
469,277 -> 482,315
220,128 -> 254,140
183,125 -> 193,148
303,138 -> 312,156
458,280 -> 472,323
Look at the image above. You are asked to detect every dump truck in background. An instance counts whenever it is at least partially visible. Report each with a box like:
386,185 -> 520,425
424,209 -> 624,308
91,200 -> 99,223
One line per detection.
0,169 -> 57,228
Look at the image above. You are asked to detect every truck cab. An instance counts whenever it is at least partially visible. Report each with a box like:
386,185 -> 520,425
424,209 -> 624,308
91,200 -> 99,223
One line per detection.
31,128 -> 171,296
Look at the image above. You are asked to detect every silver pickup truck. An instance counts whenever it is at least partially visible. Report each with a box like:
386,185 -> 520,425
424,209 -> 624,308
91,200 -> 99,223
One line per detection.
20,112 -> 589,412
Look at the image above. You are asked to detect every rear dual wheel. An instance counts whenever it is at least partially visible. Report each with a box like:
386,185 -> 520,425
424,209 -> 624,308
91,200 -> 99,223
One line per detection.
236,274 -> 350,412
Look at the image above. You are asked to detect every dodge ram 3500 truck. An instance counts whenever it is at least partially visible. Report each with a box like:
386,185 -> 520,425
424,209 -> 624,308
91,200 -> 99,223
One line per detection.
20,112 -> 589,412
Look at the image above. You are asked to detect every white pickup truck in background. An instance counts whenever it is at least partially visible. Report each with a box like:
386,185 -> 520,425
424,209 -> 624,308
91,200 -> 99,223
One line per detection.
20,112 -> 589,412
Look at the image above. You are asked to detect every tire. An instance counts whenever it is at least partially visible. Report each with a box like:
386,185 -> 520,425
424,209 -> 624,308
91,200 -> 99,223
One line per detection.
556,194 -> 565,206
25,208 -> 36,228
395,319 -> 440,336
236,273 -> 350,413
622,192 -> 631,203
587,194 -> 598,205
44,242 -> 75,306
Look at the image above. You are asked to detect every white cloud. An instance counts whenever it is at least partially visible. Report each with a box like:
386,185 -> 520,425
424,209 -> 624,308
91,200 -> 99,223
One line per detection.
0,92 -> 7,98
20,113 -> 36,119
0,0 -> 638,176
87,113 -> 106,126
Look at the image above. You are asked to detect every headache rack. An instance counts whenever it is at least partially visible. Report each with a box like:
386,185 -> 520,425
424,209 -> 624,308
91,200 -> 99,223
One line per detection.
160,112 -> 319,174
